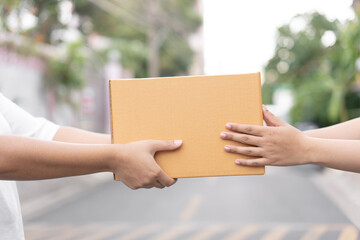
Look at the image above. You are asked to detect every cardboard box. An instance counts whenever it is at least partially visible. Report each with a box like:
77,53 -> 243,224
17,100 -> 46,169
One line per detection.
110,73 -> 264,178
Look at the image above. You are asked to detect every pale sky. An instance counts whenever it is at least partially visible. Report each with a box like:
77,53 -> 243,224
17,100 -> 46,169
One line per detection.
203,0 -> 354,76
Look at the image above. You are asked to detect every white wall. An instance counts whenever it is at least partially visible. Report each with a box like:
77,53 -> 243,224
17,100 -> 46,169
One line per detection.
0,48 -> 48,118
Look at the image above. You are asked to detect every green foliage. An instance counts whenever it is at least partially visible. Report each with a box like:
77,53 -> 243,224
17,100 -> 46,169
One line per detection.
263,12 -> 360,127
46,41 -> 85,109
100,39 -> 148,78
47,42 -> 85,89
160,37 -> 194,77
1,0 -> 202,110
74,0 -> 201,77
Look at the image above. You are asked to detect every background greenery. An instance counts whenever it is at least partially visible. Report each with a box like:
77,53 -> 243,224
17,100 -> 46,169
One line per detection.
263,6 -> 360,127
0,0 -> 201,106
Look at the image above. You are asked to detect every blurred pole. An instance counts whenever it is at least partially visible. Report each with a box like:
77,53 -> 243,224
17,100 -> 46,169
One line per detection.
353,0 -> 360,10
104,50 -> 122,134
146,0 -> 160,77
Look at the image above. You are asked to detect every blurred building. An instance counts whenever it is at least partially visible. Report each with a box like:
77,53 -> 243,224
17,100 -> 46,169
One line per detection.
0,46 -> 47,118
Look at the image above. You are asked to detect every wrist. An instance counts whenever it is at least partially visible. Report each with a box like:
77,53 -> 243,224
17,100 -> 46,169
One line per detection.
105,144 -> 127,173
303,136 -> 321,165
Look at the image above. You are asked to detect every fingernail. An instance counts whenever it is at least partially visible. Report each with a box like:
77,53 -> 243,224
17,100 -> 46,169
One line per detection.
262,105 -> 268,111
220,132 -> 227,138
226,123 -> 232,129
174,140 -> 182,146
224,145 -> 231,151
235,159 -> 241,164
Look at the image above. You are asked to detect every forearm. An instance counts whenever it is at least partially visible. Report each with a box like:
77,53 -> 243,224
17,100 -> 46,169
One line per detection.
304,118 -> 360,140
0,135 -> 116,180
307,137 -> 360,173
53,126 -> 111,144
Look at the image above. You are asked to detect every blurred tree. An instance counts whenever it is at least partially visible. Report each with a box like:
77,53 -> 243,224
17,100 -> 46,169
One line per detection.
263,11 -> 360,127
0,0 -> 201,78
75,0 -> 201,77
0,0 -> 202,120
0,0 -> 87,119
1,0 -> 65,43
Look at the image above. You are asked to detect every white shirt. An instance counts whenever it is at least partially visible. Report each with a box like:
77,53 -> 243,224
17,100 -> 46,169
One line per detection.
0,93 -> 59,240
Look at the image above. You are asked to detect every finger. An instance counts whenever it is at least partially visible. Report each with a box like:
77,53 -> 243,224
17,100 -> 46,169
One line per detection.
154,180 -> 165,189
150,140 -> 182,154
157,170 -> 176,187
226,123 -> 265,136
224,145 -> 263,157
136,181 -> 164,189
141,184 -> 154,189
220,132 -> 262,146
235,158 -> 269,166
127,182 -> 152,190
262,105 -> 286,127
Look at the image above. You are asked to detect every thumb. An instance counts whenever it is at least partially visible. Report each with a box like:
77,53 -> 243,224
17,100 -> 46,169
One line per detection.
150,140 -> 182,153
262,105 -> 286,127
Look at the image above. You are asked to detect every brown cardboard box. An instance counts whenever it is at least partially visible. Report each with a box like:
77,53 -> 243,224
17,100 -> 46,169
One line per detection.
110,73 -> 264,178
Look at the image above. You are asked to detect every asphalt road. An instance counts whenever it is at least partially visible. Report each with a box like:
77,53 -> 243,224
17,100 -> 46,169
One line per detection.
23,167 -> 359,240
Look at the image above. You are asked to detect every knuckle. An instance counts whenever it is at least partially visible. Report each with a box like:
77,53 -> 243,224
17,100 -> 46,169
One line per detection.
245,126 -> 252,133
240,136 -> 249,142
148,170 -> 158,179
154,169 -> 162,178
250,161 -> 260,166
245,149 -> 253,155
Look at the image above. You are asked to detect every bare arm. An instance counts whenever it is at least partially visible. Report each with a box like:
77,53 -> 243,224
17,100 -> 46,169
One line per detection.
53,126 -> 111,144
307,138 -> 360,173
0,135 -> 182,189
0,135 -> 113,180
304,118 -> 360,140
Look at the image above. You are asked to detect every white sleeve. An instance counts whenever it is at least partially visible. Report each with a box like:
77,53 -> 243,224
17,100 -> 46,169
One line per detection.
0,93 -> 59,140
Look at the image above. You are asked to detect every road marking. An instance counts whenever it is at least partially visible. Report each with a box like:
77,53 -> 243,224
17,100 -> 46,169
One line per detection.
76,225 -> 129,240
150,224 -> 195,240
119,224 -> 162,240
24,223 -> 360,240
224,224 -> 260,240
187,224 -> 228,240
48,225 -> 97,240
25,224 -> 68,240
313,173 -> 360,229
338,225 -> 359,240
300,224 -> 328,240
180,194 -> 203,221
260,226 -> 291,240
21,177 -> 109,221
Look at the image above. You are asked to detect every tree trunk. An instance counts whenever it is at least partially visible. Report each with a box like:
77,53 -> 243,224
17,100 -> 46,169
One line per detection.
147,27 -> 160,77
